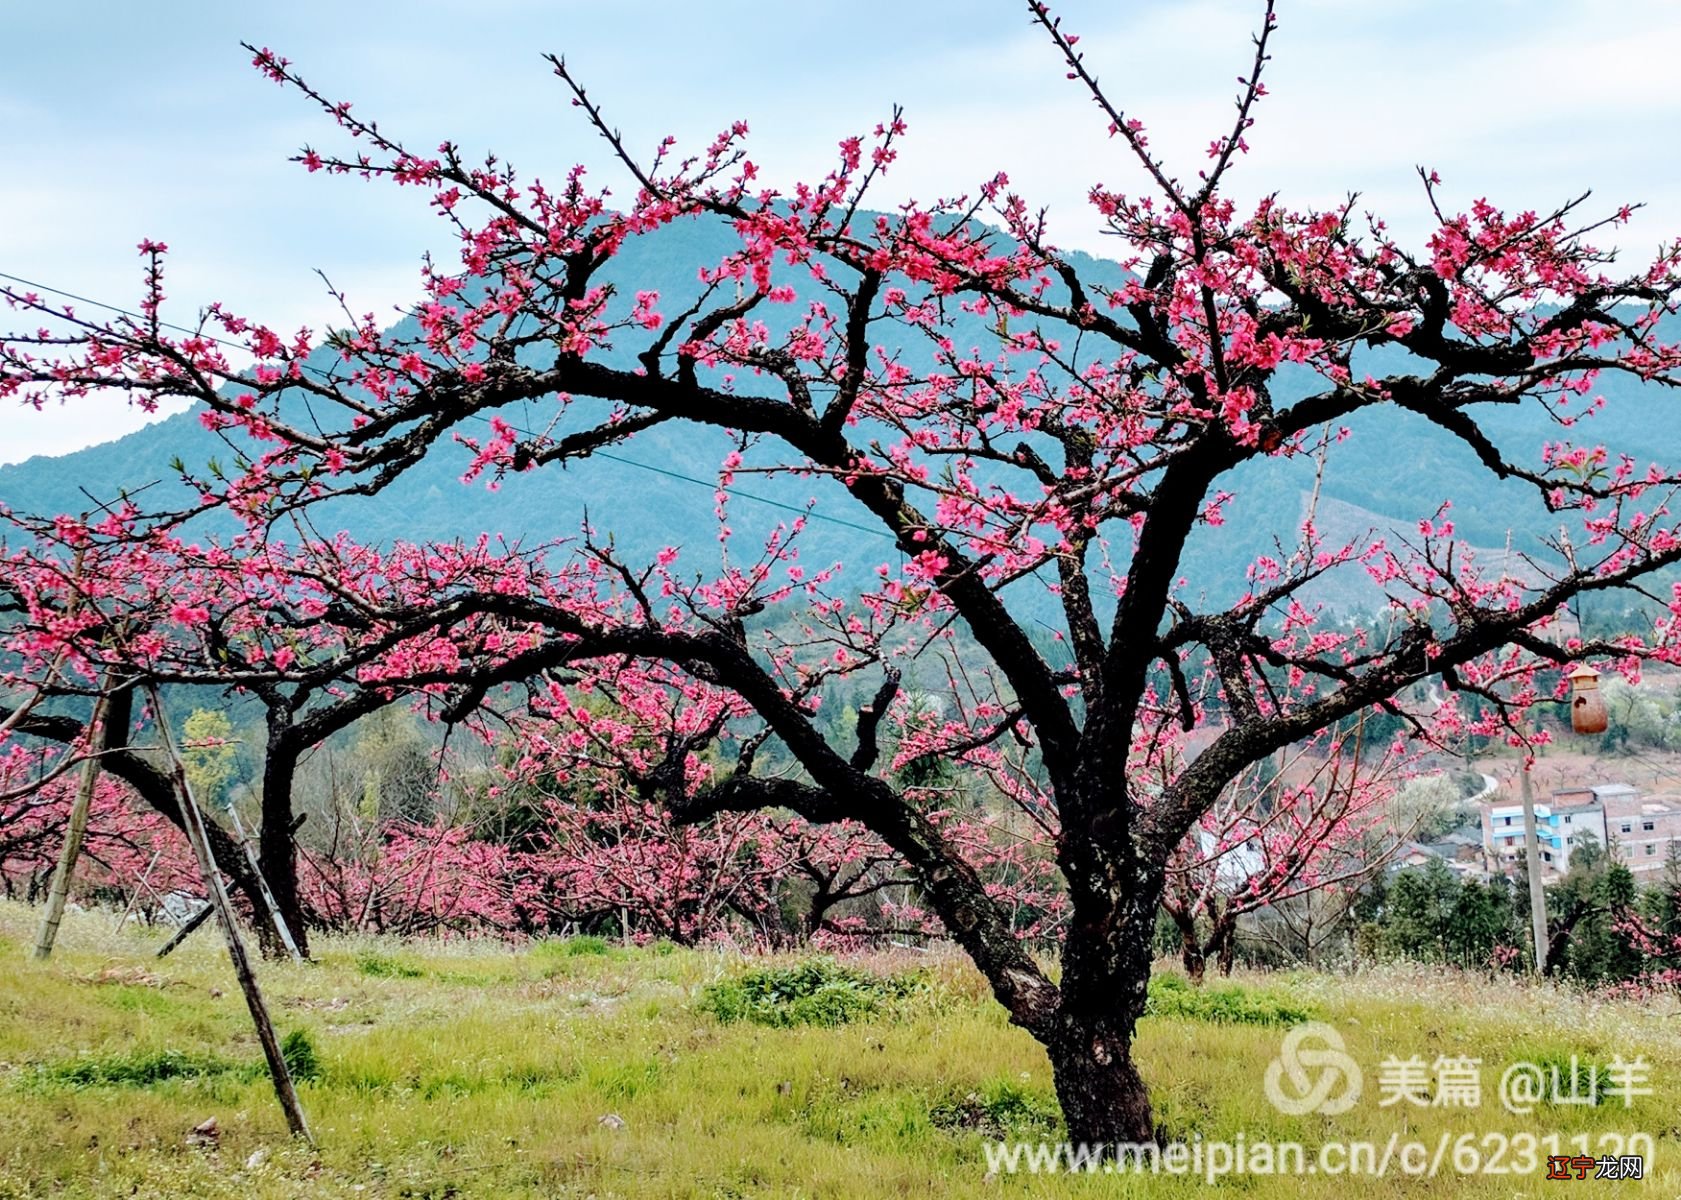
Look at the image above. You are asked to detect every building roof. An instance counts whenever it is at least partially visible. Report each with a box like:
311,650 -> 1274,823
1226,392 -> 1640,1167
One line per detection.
1433,829 -> 1482,846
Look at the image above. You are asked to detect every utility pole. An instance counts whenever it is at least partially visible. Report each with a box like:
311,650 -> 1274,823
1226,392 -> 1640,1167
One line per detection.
1495,526 -> 1550,974
1519,756 -> 1549,975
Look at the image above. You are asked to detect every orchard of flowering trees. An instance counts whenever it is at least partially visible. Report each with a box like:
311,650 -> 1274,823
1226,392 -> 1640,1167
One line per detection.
9,0 -> 1681,1145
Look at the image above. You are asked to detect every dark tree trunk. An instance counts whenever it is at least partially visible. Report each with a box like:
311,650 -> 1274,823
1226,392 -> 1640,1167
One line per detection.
804,886 -> 836,942
1169,908 -> 1207,984
1182,941 -> 1207,984
1214,918 -> 1237,976
259,734 -> 308,959
1046,844 -> 1164,1149
1047,1023 -> 1155,1148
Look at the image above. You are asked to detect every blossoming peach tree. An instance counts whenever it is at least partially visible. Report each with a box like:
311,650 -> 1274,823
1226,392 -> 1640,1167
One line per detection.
7,0 -> 1681,1144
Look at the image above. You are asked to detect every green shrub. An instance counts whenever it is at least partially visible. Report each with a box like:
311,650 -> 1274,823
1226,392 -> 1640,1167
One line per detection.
1144,973 -> 1314,1026
355,951 -> 424,978
280,1029 -> 322,1083
700,959 -> 925,1028
560,934 -> 611,957
40,1049 -> 240,1088
530,935 -> 619,969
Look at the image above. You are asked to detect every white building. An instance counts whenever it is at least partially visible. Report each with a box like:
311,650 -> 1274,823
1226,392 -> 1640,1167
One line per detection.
1482,795 -> 1608,878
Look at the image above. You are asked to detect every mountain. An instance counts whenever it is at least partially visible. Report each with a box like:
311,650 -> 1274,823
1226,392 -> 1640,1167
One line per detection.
4,212 -> 1679,627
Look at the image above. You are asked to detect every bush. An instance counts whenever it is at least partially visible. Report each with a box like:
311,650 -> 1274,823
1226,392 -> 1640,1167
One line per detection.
40,1049 -> 240,1088
281,1029 -> 322,1083
1144,973 -> 1314,1026
354,951 -> 424,979
530,935 -> 626,977
700,959 -> 924,1028
548,934 -> 613,957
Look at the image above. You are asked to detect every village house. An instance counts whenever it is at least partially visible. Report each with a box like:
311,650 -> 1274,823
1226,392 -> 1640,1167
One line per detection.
1482,781 -> 1681,879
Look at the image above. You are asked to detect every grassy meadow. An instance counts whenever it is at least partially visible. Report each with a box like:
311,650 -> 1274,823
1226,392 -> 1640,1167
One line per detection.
1,899 -> 1678,1197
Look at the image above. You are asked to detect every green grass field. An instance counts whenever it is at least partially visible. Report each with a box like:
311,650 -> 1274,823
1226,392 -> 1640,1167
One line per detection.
1,899 -> 1678,1197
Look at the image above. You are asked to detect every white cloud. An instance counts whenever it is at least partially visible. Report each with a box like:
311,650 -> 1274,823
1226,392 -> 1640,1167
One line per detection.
1,395 -> 193,467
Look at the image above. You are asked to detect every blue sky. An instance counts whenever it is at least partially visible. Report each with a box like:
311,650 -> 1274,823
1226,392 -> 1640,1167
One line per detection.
5,0 -> 1680,463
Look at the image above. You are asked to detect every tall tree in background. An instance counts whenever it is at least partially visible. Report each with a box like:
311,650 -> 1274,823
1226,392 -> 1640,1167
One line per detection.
181,708 -> 238,809
7,0 -> 1681,1145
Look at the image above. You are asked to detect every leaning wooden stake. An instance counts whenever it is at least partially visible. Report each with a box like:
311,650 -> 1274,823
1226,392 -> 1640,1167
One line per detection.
32,688 -> 112,961
228,805 -> 303,963
144,683 -> 313,1144
157,813 -> 307,960
155,901 -> 214,958
111,848 -> 164,934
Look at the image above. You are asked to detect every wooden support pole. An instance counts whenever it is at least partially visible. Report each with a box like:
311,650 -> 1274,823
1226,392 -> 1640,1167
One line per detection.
32,689 -> 111,961
228,805 -> 303,963
155,901 -> 214,958
144,683 -> 313,1145
112,849 -> 164,934
156,813 -> 306,960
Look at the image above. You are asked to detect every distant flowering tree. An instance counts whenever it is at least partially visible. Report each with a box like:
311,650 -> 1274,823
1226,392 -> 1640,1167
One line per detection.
774,816 -> 916,944
0,668 -> 266,910
518,785 -> 792,945
1158,718 -> 1413,981
0,529 -> 582,954
300,818 -> 526,936
1609,909 -> 1681,996
9,0 -> 1681,1145
0,745 -> 201,908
